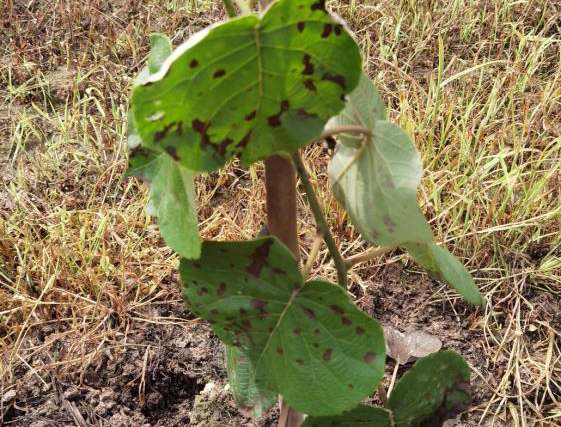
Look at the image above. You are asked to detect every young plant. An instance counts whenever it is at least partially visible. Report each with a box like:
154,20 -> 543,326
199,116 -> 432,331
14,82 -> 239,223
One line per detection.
127,0 -> 484,426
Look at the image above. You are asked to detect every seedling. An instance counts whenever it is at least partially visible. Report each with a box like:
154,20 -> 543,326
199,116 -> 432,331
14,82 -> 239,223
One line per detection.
127,0 -> 483,425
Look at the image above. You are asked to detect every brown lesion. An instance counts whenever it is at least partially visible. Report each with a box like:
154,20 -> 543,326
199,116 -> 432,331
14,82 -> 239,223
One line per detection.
246,239 -> 274,277
297,21 -> 305,32
213,69 -> 226,78
267,100 -> 290,128
310,0 -> 326,12
322,72 -> 346,89
302,54 -> 314,75
321,23 -> 332,38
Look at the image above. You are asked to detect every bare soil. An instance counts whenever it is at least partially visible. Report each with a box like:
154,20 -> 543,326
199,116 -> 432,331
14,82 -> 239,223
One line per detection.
4,262 -> 533,426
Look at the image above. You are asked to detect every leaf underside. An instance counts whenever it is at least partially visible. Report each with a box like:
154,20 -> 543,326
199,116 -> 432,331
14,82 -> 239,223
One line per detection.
328,75 -> 483,305
127,34 -> 201,259
225,345 -> 277,417
132,0 -> 361,172
301,405 -> 392,426
388,351 -> 471,427
180,237 -> 385,416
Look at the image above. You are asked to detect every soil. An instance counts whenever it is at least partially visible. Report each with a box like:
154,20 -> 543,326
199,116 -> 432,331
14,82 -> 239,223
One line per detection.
3,263 -> 501,427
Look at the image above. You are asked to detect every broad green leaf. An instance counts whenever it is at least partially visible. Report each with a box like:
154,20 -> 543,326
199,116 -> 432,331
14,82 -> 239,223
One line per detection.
329,119 -> 433,247
180,237 -> 385,416
225,345 -> 277,417
302,405 -> 392,426
132,0 -> 362,172
148,154 -> 200,259
404,243 -> 483,305
388,351 -> 471,427
328,76 -> 483,305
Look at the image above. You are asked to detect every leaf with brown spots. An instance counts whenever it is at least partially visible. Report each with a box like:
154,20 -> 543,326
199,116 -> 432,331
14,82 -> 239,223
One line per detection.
179,237 -> 385,416
131,0 -> 361,172
328,74 -> 483,305
388,351 -> 472,427
126,34 -> 200,260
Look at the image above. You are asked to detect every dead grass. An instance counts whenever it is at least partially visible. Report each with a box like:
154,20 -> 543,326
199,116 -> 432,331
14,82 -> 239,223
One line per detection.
1,0 -> 560,425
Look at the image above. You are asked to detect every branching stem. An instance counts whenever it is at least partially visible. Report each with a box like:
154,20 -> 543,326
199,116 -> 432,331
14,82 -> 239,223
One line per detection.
291,152 -> 347,288
319,125 -> 372,140
344,246 -> 395,269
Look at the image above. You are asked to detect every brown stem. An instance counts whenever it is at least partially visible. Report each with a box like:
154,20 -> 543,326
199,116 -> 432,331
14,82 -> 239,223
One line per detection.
264,155 -> 303,427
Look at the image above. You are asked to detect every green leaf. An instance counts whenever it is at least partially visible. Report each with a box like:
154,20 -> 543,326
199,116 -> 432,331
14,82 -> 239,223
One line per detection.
388,351 -> 472,427
225,345 -> 277,417
148,154 -> 200,259
148,33 -> 173,74
180,237 -> 385,416
302,405 -> 392,426
404,243 -> 483,305
132,0 -> 362,172
328,76 -> 483,305
329,119 -> 433,246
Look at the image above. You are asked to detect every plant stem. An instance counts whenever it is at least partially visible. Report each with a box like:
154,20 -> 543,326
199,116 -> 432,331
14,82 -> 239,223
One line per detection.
344,246 -> 395,269
291,152 -> 347,288
302,232 -> 323,278
221,0 -> 237,17
319,125 -> 372,140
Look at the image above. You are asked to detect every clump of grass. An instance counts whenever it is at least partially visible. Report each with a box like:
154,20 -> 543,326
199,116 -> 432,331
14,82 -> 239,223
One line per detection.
1,0 -> 560,425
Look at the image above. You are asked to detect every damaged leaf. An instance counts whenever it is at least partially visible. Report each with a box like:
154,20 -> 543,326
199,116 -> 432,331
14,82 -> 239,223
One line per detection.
132,0 -> 361,172
383,326 -> 442,365
180,237 -> 385,416
388,351 -> 472,427
328,75 -> 483,305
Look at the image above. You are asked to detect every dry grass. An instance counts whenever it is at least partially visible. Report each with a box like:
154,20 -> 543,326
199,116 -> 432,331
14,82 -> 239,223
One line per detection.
1,0 -> 560,425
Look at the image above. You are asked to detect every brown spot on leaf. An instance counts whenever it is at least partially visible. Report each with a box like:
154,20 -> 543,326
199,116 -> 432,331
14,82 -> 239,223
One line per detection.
330,305 -> 344,315
239,308 -> 247,315
280,100 -> 290,111
276,347 -> 284,355
154,122 -> 176,142
217,282 -> 226,297
303,307 -> 316,319
293,328 -> 301,336
251,299 -> 267,310
302,54 -> 314,75
311,0 -> 326,12
296,108 -> 318,119
303,79 -> 316,91
165,146 -> 178,160
245,110 -> 257,121
314,328 -> 320,335
323,349 -> 333,361
383,215 -> 396,232
321,23 -> 332,38
247,239 -> 273,277
236,130 -> 252,150
322,73 -> 346,89
356,326 -> 365,336
197,287 -> 208,296
334,24 -> 343,35
242,319 -> 252,329
297,21 -> 305,32
213,69 -> 226,78
190,59 -> 199,68
341,316 -> 352,326
363,351 -> 376,364
348,384 -> 354,389
295,358 -> 304,365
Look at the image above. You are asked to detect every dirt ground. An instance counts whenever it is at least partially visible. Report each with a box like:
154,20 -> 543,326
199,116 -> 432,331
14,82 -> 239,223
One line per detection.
2,0 -> 560,426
